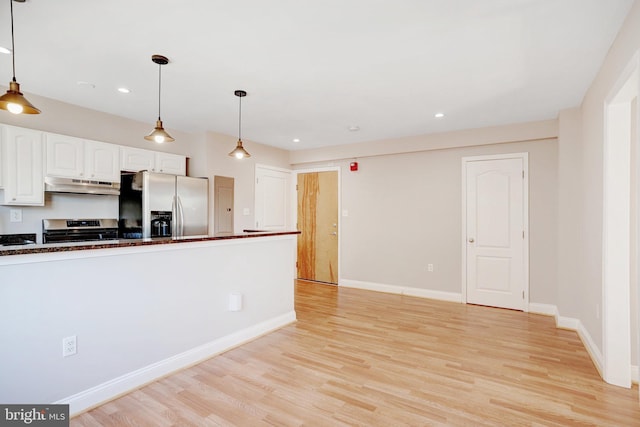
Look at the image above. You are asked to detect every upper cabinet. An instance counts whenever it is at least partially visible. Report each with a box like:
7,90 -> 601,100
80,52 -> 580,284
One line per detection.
45,134 -> 120,182
1,125 -> 44,206
120,146 -> 186,175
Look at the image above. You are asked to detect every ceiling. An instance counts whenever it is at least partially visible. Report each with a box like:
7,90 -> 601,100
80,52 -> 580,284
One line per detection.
0,0 -> 634,151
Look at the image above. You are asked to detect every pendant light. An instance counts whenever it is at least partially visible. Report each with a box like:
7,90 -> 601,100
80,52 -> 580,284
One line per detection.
229,90 -> 251,159
144,54 -> 174,143
0,0 -> 40,115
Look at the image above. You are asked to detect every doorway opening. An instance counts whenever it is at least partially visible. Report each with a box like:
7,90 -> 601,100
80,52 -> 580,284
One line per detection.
214,176 -> 234,235
602,54 -> 638,388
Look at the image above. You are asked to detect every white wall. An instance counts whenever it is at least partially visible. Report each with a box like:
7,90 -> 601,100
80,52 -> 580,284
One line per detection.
292,123 -> 558,305
557,0 -> 640,376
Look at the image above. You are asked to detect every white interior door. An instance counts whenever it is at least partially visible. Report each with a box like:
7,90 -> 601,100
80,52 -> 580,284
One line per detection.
464,155 -> 528,311
255,165 -> 292,231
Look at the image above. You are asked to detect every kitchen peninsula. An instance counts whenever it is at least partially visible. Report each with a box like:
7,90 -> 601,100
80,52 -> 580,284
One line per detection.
0,231 -> 299,416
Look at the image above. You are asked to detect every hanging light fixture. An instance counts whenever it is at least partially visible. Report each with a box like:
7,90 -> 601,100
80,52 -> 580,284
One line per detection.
0,0 -> 40,115
229,90 -> 251,159
144,54 -> 174,143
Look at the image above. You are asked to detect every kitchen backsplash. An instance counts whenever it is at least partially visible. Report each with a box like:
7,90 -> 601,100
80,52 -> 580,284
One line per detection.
0,192 -> 118,243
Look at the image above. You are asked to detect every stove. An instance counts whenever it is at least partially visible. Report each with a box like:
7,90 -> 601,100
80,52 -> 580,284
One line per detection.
42,219 -> 118,244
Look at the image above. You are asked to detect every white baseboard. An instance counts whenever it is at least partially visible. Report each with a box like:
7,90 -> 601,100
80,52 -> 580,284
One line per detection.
56,311 -> 297,417
528,303 -> 558,317
339,279 -> 463,303
528,303 -> 604,376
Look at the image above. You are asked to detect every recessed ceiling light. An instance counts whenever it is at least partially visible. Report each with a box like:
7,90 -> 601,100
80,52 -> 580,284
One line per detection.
348,125 -> 360,132
117,87 -> 131,94
292,138 -> 300,143
434,112 -> 445,118
0,46 -> 11,55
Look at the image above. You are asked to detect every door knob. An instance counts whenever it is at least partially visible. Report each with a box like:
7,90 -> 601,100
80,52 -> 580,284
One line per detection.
468,238 -> 474,243
330,232 -> 337,236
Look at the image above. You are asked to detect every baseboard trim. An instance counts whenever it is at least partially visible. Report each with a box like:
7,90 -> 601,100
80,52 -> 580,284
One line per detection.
528,303 -> 605,377
339,279 -> 463,303
57,311 -> 297,417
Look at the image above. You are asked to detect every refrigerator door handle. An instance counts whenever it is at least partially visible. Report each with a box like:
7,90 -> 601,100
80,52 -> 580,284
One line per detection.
171,196 -> 177,237
177,195 -> 185,237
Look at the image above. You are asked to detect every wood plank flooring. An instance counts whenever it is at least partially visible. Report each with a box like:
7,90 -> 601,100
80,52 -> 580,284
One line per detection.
72,281 -> 640,426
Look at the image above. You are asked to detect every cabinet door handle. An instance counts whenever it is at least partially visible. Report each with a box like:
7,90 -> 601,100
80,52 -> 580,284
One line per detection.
468,238 -> 475,243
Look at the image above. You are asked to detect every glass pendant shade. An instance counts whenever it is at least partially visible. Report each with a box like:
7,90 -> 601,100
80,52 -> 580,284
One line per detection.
229,139 -> 251,159
144,119 -> 174,143
0,0 -> 40,115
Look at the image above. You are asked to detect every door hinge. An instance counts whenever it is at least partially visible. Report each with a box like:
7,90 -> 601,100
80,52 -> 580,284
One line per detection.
296,261 -> 298,268
256,221 -> 259,227
522,230 -> 525,239
256,177 -> 259,184
296,184 -> 299,191
522,170 -> 524,179
522,291 -> 525,299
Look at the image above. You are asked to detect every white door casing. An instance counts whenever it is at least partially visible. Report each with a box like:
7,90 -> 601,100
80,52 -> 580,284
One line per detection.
462,153 -> 529,311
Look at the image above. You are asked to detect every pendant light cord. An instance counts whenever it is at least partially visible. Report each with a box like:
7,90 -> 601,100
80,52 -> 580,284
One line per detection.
10,0 -> 16,81
157,63 -> 162,120
238,95 -> 242,140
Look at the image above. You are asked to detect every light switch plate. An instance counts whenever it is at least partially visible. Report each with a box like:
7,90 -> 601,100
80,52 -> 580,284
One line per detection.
243,208 -> 250,216
10,209 -> 22,223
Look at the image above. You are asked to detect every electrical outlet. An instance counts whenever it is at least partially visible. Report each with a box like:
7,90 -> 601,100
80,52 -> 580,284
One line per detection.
427,264 -> 434,272
9,209 -> 22,223
62,335 -> 77,357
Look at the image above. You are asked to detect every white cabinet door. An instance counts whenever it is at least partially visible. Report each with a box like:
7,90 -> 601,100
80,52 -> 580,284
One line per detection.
2,126 -> 44,206
120,146 -> 185,175
120,147 -> 155,172
85,140 -> 120,181
155,152 -> 186,175
45,133 -> 84,178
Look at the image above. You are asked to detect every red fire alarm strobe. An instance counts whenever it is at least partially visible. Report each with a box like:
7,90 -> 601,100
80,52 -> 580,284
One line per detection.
350,161 -> 358,171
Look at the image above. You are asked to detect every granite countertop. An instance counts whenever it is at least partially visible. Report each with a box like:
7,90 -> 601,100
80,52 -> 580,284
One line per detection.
0,230 -> 300,257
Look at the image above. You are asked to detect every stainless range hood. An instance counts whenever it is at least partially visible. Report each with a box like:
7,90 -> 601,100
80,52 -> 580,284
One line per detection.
45,176 -> 120,196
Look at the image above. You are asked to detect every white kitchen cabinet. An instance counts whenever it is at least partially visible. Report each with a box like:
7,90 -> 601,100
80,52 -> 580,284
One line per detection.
1,126 -> 44,206
120,146 -> 186,175
46,134 -> 120,181
84,140 -> 120,181
45,133 -> 84,178
155,152 -> 186,175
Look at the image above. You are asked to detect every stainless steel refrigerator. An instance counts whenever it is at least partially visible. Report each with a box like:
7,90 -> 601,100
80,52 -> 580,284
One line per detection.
119,171 -> 209,239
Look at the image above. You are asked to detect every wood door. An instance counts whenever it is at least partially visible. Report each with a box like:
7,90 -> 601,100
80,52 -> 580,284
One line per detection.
465,157 -> 526,311
297,171 -> 338,284
214,176 -> 234,235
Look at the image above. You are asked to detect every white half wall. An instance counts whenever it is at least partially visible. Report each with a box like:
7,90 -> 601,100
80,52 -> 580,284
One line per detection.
0,235 -> 297,415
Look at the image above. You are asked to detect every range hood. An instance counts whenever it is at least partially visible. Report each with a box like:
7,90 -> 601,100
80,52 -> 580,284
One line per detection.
44,176 -> 120,196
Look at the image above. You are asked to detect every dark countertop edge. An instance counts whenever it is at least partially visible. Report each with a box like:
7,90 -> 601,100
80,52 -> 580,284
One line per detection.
0,231 -> 301,257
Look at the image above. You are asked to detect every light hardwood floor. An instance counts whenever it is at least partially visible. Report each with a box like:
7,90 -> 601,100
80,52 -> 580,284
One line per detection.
72,280 -> 639,426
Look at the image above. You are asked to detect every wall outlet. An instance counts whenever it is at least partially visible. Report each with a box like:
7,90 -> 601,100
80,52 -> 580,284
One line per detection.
62,335 -> 77,357
427,264 -> 434,272
9,209 -> 22,223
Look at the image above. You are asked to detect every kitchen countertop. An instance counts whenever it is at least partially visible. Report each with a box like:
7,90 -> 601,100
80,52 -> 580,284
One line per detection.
0,230 -> 300,257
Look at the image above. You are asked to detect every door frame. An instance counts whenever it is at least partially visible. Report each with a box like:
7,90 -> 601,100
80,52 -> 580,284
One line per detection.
602,51 -> 638,388
294,166 -> 341,284
461,152 -> 530,310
